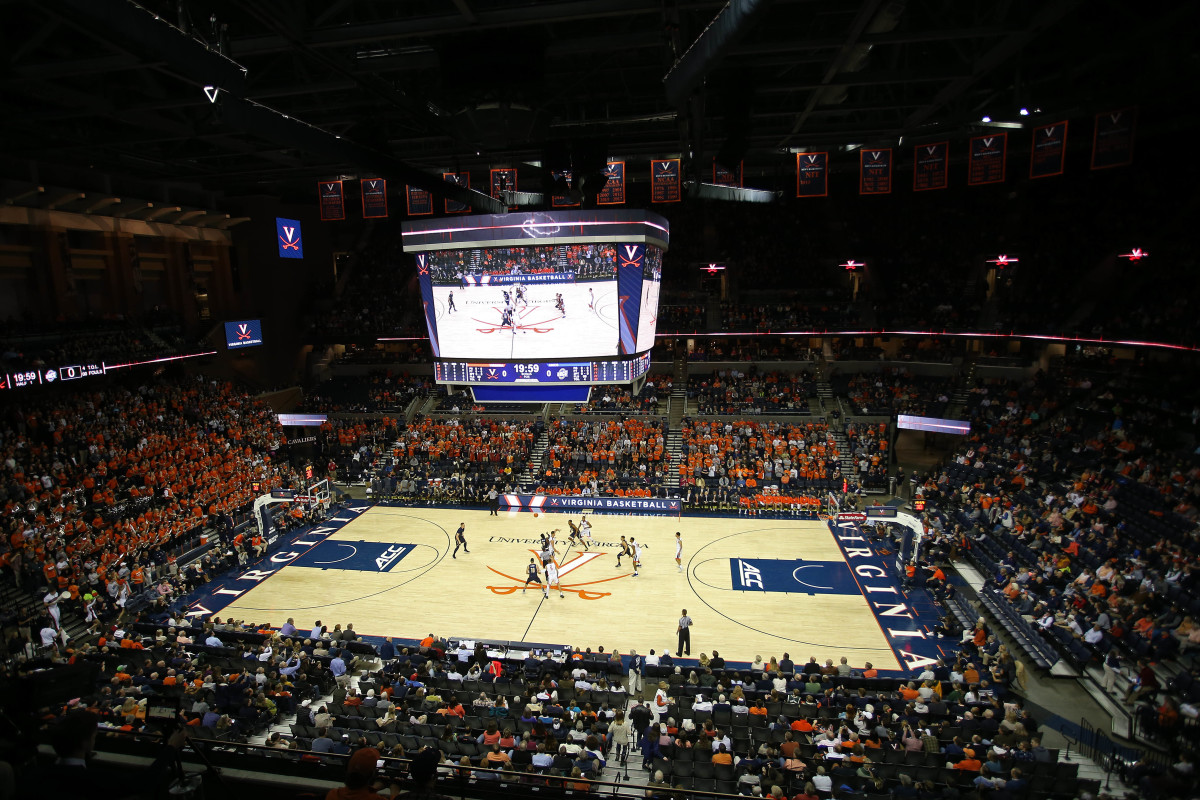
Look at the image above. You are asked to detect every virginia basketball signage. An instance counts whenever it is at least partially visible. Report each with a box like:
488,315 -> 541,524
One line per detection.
224,319 -> 263,349
276,217 -> 304,259
500,494 -> 681,513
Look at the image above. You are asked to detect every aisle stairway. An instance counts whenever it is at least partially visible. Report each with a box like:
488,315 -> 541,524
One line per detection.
664,429 -> 683,491
2,581 -> 90,647
518,429 -> 551,491
828,427 -> 856,481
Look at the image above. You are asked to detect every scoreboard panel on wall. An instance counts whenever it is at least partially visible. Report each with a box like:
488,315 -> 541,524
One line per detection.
401,210 -> 668,402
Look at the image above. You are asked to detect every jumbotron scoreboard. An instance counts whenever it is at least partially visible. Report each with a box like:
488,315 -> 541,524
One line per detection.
402,210 -> 667,403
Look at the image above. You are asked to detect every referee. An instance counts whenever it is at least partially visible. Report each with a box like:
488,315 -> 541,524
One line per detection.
677,609 -> 692,656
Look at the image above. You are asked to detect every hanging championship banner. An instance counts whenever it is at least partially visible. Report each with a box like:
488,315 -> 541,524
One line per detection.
967,133 -> 1007,186
795,152 -> 828,197
550,170 -> 579,208
360,178 -> 388,219
443,172 -> 471,214
859,148 -> 892,195
406,185 -> 433,216
651,158 -> 682,203
597,161 -> 626,205
489,168 -> 518,202
1091,107 -> 1137,170
713,160 -> 743,187
318,180 -> 345,221
913,142 -> 948,191
1030,121 -> 1068,179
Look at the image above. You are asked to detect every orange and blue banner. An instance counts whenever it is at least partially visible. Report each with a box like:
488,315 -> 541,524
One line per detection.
967,133 -> 1006,185
859,148 -> 892,195
597,161 -> 626,205
913,142 -> 948,191
795,152 -> 828,197
1030,121 -> 1068,179
405,185 -> 433,216
360,178 -> 388,219
318,179 -> 345,220
713,160 -> 743,188
651,158 -> 682,203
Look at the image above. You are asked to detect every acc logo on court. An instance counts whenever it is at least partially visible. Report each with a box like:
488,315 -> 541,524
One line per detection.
730,558 -> 858,596
485,549 -> 631,600
290,540 -> 414,573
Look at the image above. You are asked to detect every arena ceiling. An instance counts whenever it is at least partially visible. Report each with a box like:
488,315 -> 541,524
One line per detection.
0,0 -> 1193,205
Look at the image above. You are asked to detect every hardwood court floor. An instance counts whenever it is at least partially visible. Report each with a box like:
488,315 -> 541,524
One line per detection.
217,507 -> 902,670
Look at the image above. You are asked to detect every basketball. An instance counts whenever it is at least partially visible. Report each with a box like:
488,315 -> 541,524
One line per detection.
534,512 -> 539,518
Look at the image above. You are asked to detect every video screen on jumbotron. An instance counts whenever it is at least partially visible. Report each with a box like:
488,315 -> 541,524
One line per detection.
423,243 -> 662,359
403,210 -> 668,374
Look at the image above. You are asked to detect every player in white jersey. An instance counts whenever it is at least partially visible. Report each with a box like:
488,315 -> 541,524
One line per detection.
674,531 -> 683,573
545,560 -> 564,598
631,538 -> 642,577
579,516 -> 593,543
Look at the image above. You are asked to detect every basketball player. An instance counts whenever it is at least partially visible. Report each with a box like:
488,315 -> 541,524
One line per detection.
631,537 -> 642,577
545,559 -> 564,599
515,284 -> 527,306
674,531 -> 683,573
588,287 -> 595,309
522,558 -> 541,594
616,535 -> 632,569
555,293 -> 565,318
447,291 -> 456,313
453,522 -> 469,558
579,515 -> 593,543
539,537 -> 555,571
566,519 -> 587,550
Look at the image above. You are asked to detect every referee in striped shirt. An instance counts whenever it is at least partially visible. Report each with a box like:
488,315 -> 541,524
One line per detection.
677,610 -> 693,656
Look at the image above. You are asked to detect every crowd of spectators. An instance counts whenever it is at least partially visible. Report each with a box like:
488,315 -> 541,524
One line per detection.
719,300 -> 860,333
331,343 -> 431,365
578,380 -> 666,414
300,372 -> 431,414
2,317 -> 192,373
687,338 -> 818,363
427,244 -> 618,283
835,369 -> 956,417
303,237 -> 417,340
534,417 -> 669,497
657,304 -> 708,334
688,370 -> 815,416
0,375 -> 302,658
909,363 -> 1200,761
679,419 -> 842,496
351,416 -> 540,503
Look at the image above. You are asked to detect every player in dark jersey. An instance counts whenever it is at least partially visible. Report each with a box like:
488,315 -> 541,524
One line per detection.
522,558 -> 541,594
566,519 -> 588,550
616,535 -> 632,568
555,293 -> 565,318
447,291 -> 456,313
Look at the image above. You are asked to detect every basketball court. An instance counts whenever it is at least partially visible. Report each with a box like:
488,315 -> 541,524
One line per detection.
204,506 -> 943,672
